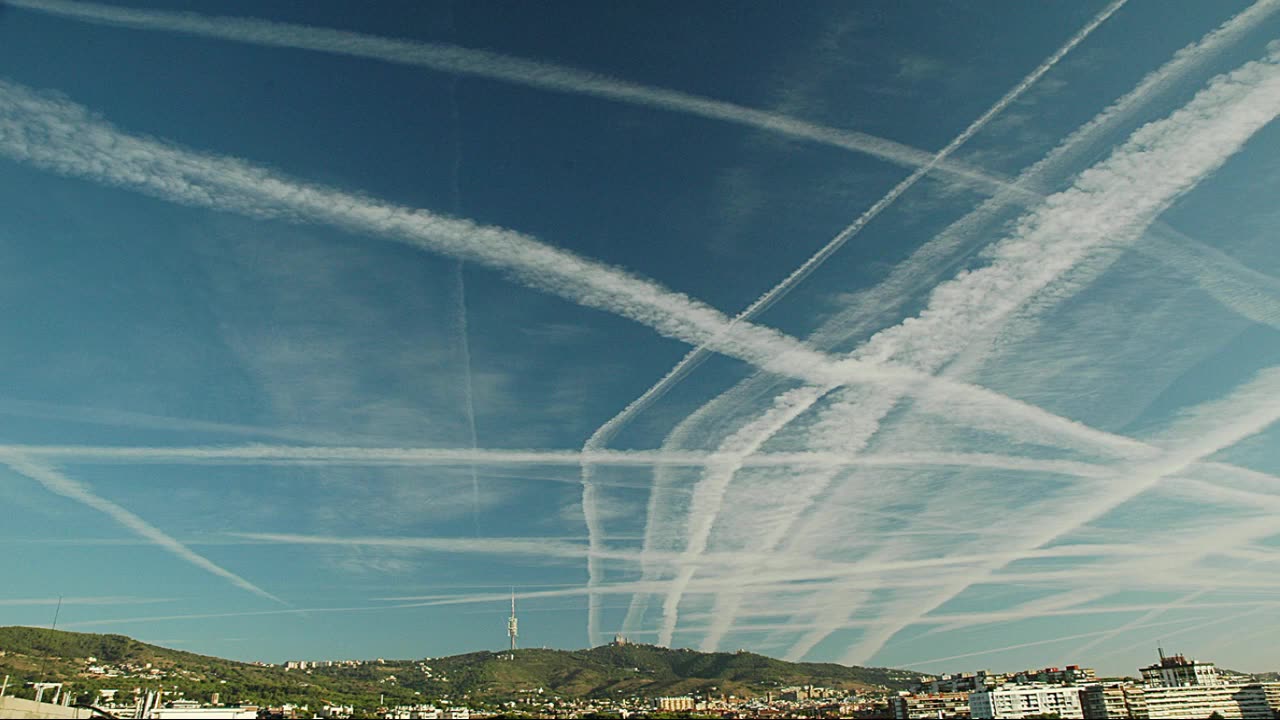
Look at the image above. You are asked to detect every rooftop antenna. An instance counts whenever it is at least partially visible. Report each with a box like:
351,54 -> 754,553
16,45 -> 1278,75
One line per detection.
507,588 -> 518,654
1158,644 -> 1166,662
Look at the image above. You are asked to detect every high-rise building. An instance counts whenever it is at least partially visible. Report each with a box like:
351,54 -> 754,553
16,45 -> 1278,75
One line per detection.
969,683 -> 1084,719
1139,648 -> 1219,687
1124,650 -> 1280,719
1080,683 -> 1147,719
1142,684 -> 1275,719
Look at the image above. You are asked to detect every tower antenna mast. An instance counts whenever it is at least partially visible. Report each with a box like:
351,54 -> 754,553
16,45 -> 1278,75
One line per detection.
507,587 -> 518,654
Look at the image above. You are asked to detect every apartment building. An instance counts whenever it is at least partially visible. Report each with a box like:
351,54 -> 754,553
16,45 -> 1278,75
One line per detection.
969,682 -> 1084,719
891,691 -> 972,719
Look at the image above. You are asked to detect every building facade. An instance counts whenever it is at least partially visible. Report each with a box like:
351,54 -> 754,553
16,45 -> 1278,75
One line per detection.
1143,683 -> 1278,720
1080,683 -> 1147,719
970,683 -> 1084,719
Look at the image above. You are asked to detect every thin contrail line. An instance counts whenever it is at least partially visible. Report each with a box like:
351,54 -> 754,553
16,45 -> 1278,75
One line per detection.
3,457 -> 286,604
455,261 -> 481,537
3,0 -> 1015,195
0,444 -> 1115,475
443,4 -> 481,537
896,616 -> 1209,668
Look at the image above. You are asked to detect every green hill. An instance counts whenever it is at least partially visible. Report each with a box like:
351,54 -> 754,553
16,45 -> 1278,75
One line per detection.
0,626 -> 922,710
418,644 -> 921,700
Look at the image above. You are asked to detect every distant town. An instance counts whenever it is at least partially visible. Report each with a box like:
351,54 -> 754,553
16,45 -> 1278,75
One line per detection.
3,628 -> 1278,719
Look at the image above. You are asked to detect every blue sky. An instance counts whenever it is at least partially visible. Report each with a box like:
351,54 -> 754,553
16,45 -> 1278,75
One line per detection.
0,0 -> 1278,679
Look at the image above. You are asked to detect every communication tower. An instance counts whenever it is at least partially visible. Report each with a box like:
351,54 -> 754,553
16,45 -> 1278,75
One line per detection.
507,588 -> 519,653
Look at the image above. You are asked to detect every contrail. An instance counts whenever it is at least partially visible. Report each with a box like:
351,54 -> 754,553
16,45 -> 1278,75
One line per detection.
896,616 -> 1210,669
231,531 -> 1160,582
840,365 -> 1280,666
2,456 -> 286,604
442,38 -> 481,537
657,44 -> 1280,650
0,397 -> 422,446
1064,515 -> 1280,657
0,443 -> 1113,475
660,599 -> 1273,637
0,596 -> 175,606
3,0 -> 1016,195
454,261 -> 482,536
654,3 -> 1280,651
619,387 -> 751,635
836,364 -> 1280,664
656,385 -> 830,645
581,0 -> 1129,644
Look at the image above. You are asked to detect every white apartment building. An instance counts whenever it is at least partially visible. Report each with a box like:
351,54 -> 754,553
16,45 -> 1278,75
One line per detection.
654,696 -> 696,711
1143,683 -> 1278,720
969,683 -> 1083,719
1079,682 -> 1146,719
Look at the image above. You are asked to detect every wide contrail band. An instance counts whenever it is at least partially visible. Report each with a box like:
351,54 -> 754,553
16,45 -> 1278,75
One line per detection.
4,0 -> 1019,195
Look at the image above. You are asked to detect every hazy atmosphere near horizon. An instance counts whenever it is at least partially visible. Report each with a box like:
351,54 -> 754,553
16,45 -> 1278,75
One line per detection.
1,0 -> 1279,679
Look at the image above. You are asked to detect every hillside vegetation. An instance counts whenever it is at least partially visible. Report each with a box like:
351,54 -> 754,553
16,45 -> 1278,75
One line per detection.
0,626 -> 921,709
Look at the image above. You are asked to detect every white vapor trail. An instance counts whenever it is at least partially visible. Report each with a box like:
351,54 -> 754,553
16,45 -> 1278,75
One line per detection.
0,443 -> 1113,475
582,0 -> 1128,645
454,261 -> 482,536
841,365 -> 1280,666
2,456 -> 286,604
896,617 -> 1211,669
3,0 -> 1015,194
656,39 -> 1280,651
0,596 -> 174,606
